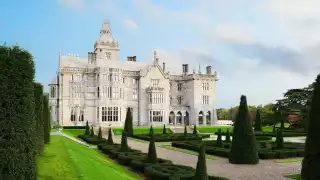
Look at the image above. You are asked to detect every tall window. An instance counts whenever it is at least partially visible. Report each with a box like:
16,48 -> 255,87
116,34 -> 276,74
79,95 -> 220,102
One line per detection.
107,107 -> 112,121
71,109 -> 76,122
202,82 -> 209,91
72,86 -> 81,98
97,87 -> 100,98
79,110 -> 84,122
108,74 -> 119,82
151,79 -> 160,87
97,107 -> 99,120
149,93 -> 164,104
149,111 -> 163,122
177,96 -> 183,105
177,83 -> 182,91
50,86 -> 56,98
202,95 -> 209,104
132,89 -> 138,100
102,107 -> 107,122
112,87 -> 119,99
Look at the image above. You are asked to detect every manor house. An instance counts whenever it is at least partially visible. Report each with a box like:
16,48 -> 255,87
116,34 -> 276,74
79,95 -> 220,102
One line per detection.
49,21 -> 218,127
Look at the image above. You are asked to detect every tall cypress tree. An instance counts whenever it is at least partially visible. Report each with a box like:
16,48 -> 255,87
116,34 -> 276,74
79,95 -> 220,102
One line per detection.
120,131 -> 129,152
91,126 -> 94,137
275,129 -> 284,149
302,74 -> 320,179
149,125 -> 154,136
229,95 -> 259,164
225,128 -> 231,143
34,83 -> 44,153
280,119 -> 285,129
43,93 -> 51,144
216,129 -> 223,147
254,109 -> 262,132
184,125 -> 188,136
0,45 -> 37,179
162,124 -> 167,134
193,143 -> 209,180
107,128 -> 114,145
147,135 -> 157,164
193,124 -> 198,135
124,107 -> 133,135
85,121 -> 90,135
98,127 -> 102,140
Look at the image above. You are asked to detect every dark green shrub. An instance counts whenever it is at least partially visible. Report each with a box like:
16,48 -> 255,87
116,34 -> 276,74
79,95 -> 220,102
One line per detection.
163,124 -> 167,134
184,125 -> 187,136
193,125 -> 198,135
91,126 -> 94,137
0,45 -> 37,179
272,125 -> 276,134
216,129 -> 223,147
225,129 -> 231,143
149,125 -> 154,136
229,95 -> 259,164
63,126 -> 86,129
117,152 -> 147,165
302,74 -> 320,180
131,133 -> 209,142
78,135 -> 106,145
34,83 -> 44,153
124,107 -> 133,136
98,127 -> 102,140
85,121 -> 90,135
254,109 -> 262,132
43,94 -> 51,144
280,119 -> 285,129
107,128 -> 113,145
147,135 -> 157,163
194,143 -> 209,180
131,158 -> 172,173
120,132 -> 129,152
275,129 -> 284,149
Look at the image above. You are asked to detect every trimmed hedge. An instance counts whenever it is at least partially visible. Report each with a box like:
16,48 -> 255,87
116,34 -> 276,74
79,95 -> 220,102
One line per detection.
131,133 -> 210,142
130,158 -> 172,173
78,135 -> 106,145
145,164 -> 228,180
172,141 -> 305,160
63,126 -> 86,129
215,131 -> 306,137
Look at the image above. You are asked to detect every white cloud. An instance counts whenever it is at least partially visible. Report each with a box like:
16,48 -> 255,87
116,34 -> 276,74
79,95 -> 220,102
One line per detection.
122,19 -> 139,30
58,0 -> 85,10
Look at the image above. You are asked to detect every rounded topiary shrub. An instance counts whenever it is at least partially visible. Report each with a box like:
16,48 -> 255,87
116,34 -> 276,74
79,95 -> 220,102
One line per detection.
145,164 -> 195,180
99,144 -> 121,154
131,158 -> 172,173
117,152 -> 147,165
109,148 -> 142,159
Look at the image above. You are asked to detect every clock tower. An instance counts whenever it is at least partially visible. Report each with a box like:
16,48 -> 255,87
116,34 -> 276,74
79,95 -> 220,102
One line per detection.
94,20 -> 119,64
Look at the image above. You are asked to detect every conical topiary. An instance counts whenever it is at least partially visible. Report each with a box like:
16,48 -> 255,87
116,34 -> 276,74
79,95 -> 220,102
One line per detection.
275,129 -> 284,149
124,107 -> 133,136
216,129 -> 223,147
302,74 -> 320,179
184,125 -> 188,136
90,126 -> 94,137
98,127 -> 102,140
85,121 -> 90,135
147,135 -> 158,164
272,124 -> 276,134
107,128 -> 113,145
225,129 -> 231,143
229,95 -> 259,164
193,125 -> 198,135
120,131 -> 129,152
193,143 -> 209,180
149,125 -> 154,136
280,119 -> 285,129
254,109 -> 263,132
162,124 -> 167,134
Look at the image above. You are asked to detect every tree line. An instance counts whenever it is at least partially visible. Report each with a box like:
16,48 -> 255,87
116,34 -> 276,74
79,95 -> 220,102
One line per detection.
0,45 -> 51,179
217,83 -> 314,128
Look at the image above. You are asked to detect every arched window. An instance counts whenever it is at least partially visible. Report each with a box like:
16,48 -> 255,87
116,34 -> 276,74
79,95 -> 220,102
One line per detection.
71,108 -> 76,122
79,110 -> 84,122
177,111 -> 182,124
198,111 -> 204,125
169,111 -> 175,124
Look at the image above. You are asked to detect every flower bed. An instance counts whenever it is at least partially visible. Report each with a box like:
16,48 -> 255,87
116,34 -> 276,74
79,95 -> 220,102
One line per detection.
172,140 -> 305,159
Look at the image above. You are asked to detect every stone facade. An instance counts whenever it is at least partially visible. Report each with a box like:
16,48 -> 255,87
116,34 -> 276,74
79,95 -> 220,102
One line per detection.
48,21 -> 218,127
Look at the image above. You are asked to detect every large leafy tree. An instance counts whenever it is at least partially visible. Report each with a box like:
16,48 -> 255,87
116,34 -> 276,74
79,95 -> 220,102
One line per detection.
301,75 -> 320,179
0,45 -> 37,179
229,95 -> 259,164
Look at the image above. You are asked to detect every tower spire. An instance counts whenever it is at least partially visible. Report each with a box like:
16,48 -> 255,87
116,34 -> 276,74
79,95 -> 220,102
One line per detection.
198,62 -> 201,74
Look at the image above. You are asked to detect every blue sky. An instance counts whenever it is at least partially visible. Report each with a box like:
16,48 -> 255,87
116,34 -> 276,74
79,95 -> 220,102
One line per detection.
1,0 -> 320,108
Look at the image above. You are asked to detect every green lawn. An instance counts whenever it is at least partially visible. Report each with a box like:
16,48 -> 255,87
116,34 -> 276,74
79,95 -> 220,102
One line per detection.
197,126 -> 233,133
37,135 -> 142,180
113,127 -> 170,135
275,158 -> 303,163
285,174 -> 301,180
62,129 -> 85,138
51,129 -> 57,132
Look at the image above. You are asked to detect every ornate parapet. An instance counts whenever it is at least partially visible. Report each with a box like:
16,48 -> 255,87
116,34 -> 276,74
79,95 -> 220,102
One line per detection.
146,86 -> 165,92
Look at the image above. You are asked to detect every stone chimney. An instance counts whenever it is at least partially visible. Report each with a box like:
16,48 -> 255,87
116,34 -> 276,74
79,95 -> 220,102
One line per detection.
163,62 -> 166,71
206,66 -> 212,74
182,64 -> 189,74
127,56 -> 136,62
